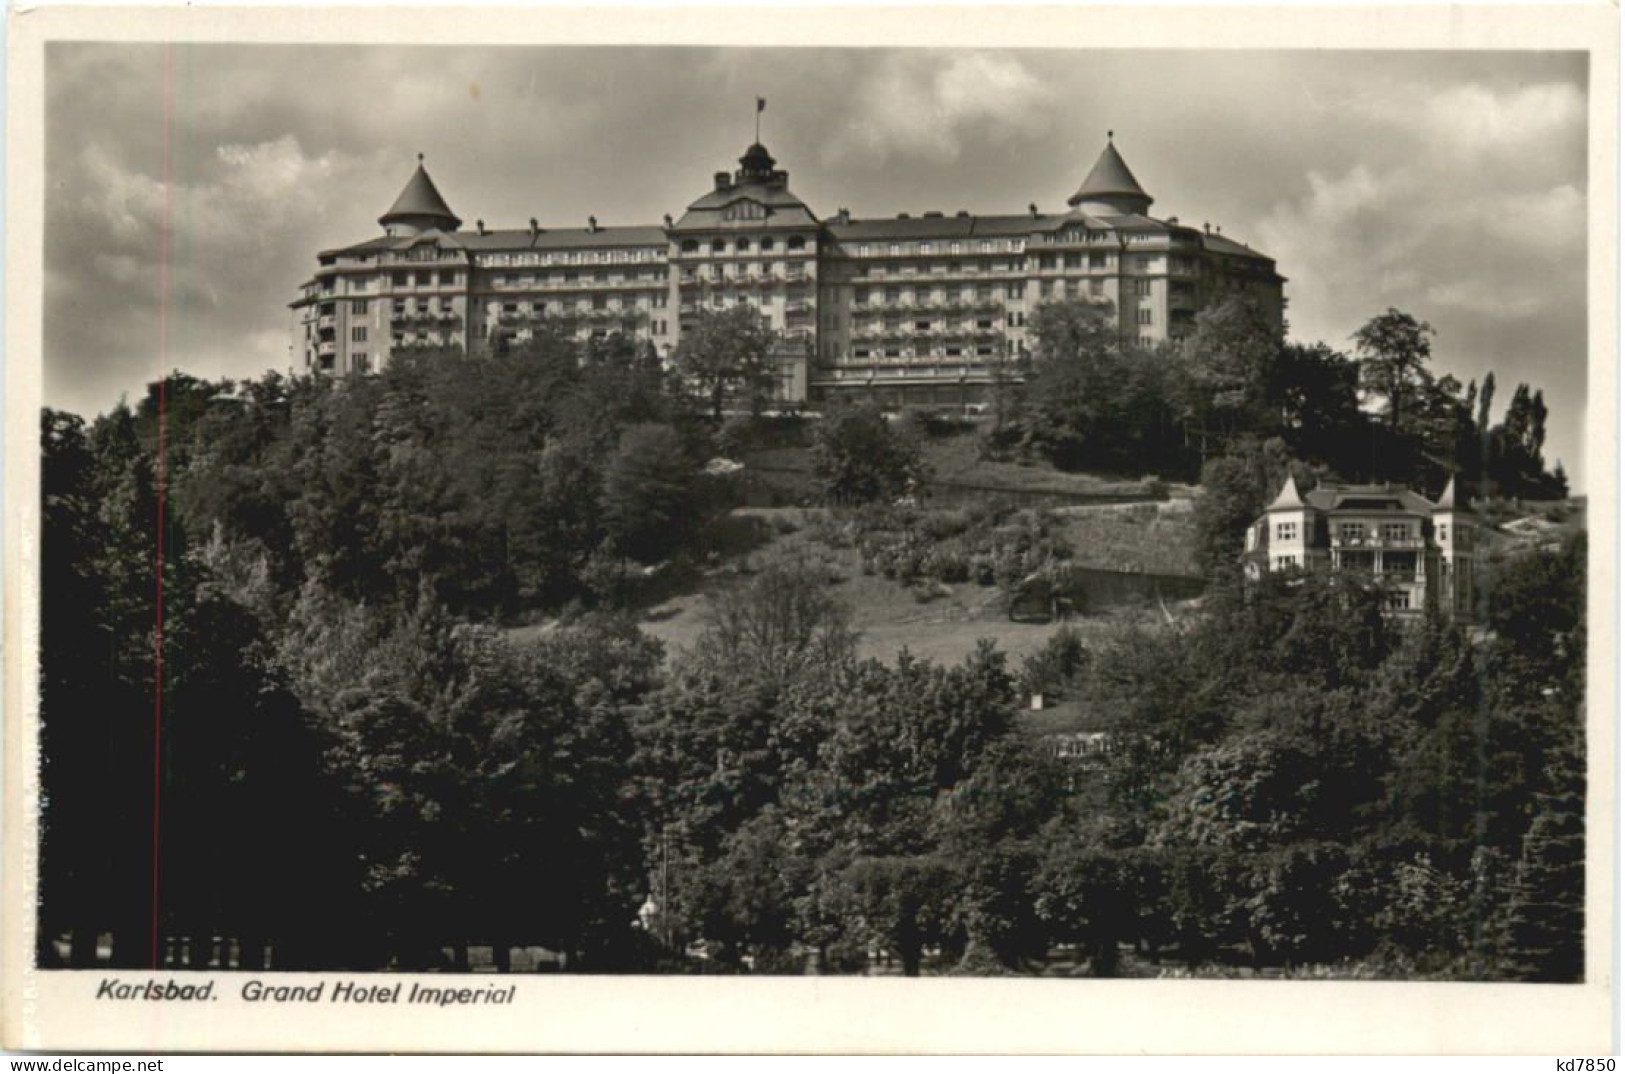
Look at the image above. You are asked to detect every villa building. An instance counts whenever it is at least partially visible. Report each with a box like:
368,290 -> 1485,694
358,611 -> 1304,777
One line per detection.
291,129 -> 1285,409
1243,476 -> 1478,618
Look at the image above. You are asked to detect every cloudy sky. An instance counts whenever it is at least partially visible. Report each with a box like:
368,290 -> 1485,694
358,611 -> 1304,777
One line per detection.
44,45 -> 1589,485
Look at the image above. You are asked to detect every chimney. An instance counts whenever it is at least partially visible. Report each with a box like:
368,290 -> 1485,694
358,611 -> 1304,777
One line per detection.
1166,216 -> 1179,227
896,212 -> 910,220
1203,222 -> 1210,234
1028,203 -> 1039,218
714,172 -> 730,191
663,213 -> 673,228
836,207 -> 851,226
528,218 -> 540,241
588,215 -> 599,233
476,219 -> 487,236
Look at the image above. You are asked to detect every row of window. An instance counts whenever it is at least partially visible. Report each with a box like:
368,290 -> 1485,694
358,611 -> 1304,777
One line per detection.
478,248 -> 663,267
678,265 -> 810,282
489,270 -> 665,287
492,294 -> 669,314
851,344 -> 1004,360
844,238 -> 1024,257
677,236 -> 811,255
1339,522 -> 1415,542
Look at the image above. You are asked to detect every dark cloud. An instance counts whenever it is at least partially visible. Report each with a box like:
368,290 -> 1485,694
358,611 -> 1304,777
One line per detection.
43,45 -> 1590,486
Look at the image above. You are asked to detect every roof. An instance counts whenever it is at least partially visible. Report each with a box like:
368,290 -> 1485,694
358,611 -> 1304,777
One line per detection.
1069,139 -> 1152,208
460,225 -> 668,250
322,224 -> 666,259
671,182 -> 822,232
380,160 -> 461,230
1265,474 -> 1307,511
1302,484 -> 1442,515
823,213 -> 1060,242
1200,232 -> 1270,260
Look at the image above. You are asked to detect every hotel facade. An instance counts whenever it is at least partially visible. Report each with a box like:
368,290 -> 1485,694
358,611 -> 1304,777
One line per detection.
291,132 -> 1286,408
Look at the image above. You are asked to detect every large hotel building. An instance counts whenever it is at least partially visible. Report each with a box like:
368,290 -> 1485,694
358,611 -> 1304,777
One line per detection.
292,131 -> 1285,407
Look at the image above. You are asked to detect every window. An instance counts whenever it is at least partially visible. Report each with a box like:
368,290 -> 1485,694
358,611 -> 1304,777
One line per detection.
1007,283 -> 1022,299
1338,523 -> 1366,543
1136,308 -> 1153,326
393,272 -> 408,286
1089,253 -> 1106,270
1136,279 -> 1153,297
789,236 -> 806,252
1385,590 -> 1411,611
353,354 -> 370,373
1275,522 -> 1297,541
1438,524 -> 1449,542
351,300 -> 368,314
1275,556 -> 1295,571
1382,523 -> 1411,542
1089,279 -> 1104,297
915,320 -> 931,332
350,326 -> 368,343
681,239 -> 699,254
889,243 -> 901,256
711,239 -> 726,254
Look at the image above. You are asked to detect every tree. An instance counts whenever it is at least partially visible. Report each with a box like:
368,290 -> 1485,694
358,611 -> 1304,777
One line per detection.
1177,297 -> 1282,457
811,404 -> 928,506
1019,300 -> 1184,473
601,423 -> 707,563
673,306 -> 777,420
1352,308 -> 1435,432
693,561 -> 857,688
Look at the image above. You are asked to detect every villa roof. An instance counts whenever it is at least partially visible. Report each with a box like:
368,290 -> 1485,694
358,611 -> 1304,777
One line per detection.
1303,483 -> 1444,515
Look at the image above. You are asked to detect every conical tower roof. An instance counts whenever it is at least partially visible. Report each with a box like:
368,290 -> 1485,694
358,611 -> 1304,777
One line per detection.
1266,474 -> 1306,511
1435,475 -> 1458,510
379,156 -> 461,231
1068,134 -> 1153,213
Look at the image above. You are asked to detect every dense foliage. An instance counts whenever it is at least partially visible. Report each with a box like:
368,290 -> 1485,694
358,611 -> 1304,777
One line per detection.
36,311 -> 1584,980
998,299 -> 1570,504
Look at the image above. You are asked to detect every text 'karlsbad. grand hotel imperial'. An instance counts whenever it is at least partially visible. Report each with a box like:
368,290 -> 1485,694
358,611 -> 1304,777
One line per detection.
292,129 -> 1285,408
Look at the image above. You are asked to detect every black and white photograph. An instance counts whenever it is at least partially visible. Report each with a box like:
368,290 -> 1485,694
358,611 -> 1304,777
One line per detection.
5,4 -> 1616,1055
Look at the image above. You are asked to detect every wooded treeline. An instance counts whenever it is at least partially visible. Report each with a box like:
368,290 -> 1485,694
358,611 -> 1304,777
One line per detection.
37,312 -> 1583,978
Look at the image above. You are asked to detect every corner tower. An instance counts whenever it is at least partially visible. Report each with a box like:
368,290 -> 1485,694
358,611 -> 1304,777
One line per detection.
379,154 -> 462,237
1067,133 -> 1154,216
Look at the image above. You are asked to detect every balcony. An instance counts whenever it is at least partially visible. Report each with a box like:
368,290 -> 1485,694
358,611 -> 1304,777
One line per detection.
317,341 -> 337,356
1332,534 -> 1426,550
